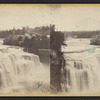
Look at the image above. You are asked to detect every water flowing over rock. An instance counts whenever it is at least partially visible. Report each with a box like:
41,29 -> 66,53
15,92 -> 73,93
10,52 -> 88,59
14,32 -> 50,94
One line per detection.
61,50 -> 100,94
0,44 -> 50,94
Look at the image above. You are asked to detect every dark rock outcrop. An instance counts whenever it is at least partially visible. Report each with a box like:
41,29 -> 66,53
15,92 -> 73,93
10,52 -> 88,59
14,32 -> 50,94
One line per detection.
90,35 -> 100,45
50,25 -> 65,92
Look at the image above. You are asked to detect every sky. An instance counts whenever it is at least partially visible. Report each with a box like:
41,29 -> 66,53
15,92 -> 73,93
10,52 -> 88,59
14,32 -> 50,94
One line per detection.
0,6 -> 51,30
0,5 -> 100,31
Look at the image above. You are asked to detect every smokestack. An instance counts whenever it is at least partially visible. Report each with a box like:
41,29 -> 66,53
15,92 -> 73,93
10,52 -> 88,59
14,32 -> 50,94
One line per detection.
13,26 -> 15,35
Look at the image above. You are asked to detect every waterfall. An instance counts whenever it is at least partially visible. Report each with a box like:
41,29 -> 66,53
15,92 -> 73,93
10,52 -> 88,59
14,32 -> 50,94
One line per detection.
0,45 -> 45,92
61,51 -> 100,94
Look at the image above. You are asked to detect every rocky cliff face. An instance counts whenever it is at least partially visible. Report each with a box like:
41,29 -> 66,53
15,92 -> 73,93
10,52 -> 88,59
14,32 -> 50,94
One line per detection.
90,35 -> 100,45
50,25 -> 65,92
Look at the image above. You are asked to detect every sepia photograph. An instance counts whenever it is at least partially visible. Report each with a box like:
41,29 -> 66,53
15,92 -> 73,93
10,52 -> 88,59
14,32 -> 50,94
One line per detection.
0,5 -> 50,95
50,5 -> 100,95
0,4 -> 100,96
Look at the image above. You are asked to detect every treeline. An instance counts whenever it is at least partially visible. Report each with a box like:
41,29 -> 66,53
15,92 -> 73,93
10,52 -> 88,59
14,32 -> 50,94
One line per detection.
0,26 -> 50,38
64,30 -> 100,38
0,29 -> 23,38
3,35 -> 49,49
3,26 -> 50,50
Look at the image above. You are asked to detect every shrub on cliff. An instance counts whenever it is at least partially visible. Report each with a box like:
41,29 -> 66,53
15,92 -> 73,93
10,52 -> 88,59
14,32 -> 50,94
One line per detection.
50,25 -> 65,55
3,35 -> 24,46
3,33 -> 50,49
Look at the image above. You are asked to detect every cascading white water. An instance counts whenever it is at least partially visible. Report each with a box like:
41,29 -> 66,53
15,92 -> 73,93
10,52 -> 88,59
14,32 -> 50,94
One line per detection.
0,40 -> 50,94
0,46 -> 42,85
61,39 -> 100,94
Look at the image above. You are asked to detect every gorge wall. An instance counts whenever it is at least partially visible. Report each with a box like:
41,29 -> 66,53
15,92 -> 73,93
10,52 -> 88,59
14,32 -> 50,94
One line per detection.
50,25 -> 65,92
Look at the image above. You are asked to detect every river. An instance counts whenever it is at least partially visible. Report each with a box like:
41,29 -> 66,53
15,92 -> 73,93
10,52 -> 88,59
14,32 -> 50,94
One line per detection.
61,38 -> 100,94
0,39 -> 50,94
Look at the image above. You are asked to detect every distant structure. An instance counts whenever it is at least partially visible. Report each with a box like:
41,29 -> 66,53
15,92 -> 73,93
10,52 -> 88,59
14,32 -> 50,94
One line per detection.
23,25 -> 42,38
13,26 -> 15,35
74,35 -> 77,38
